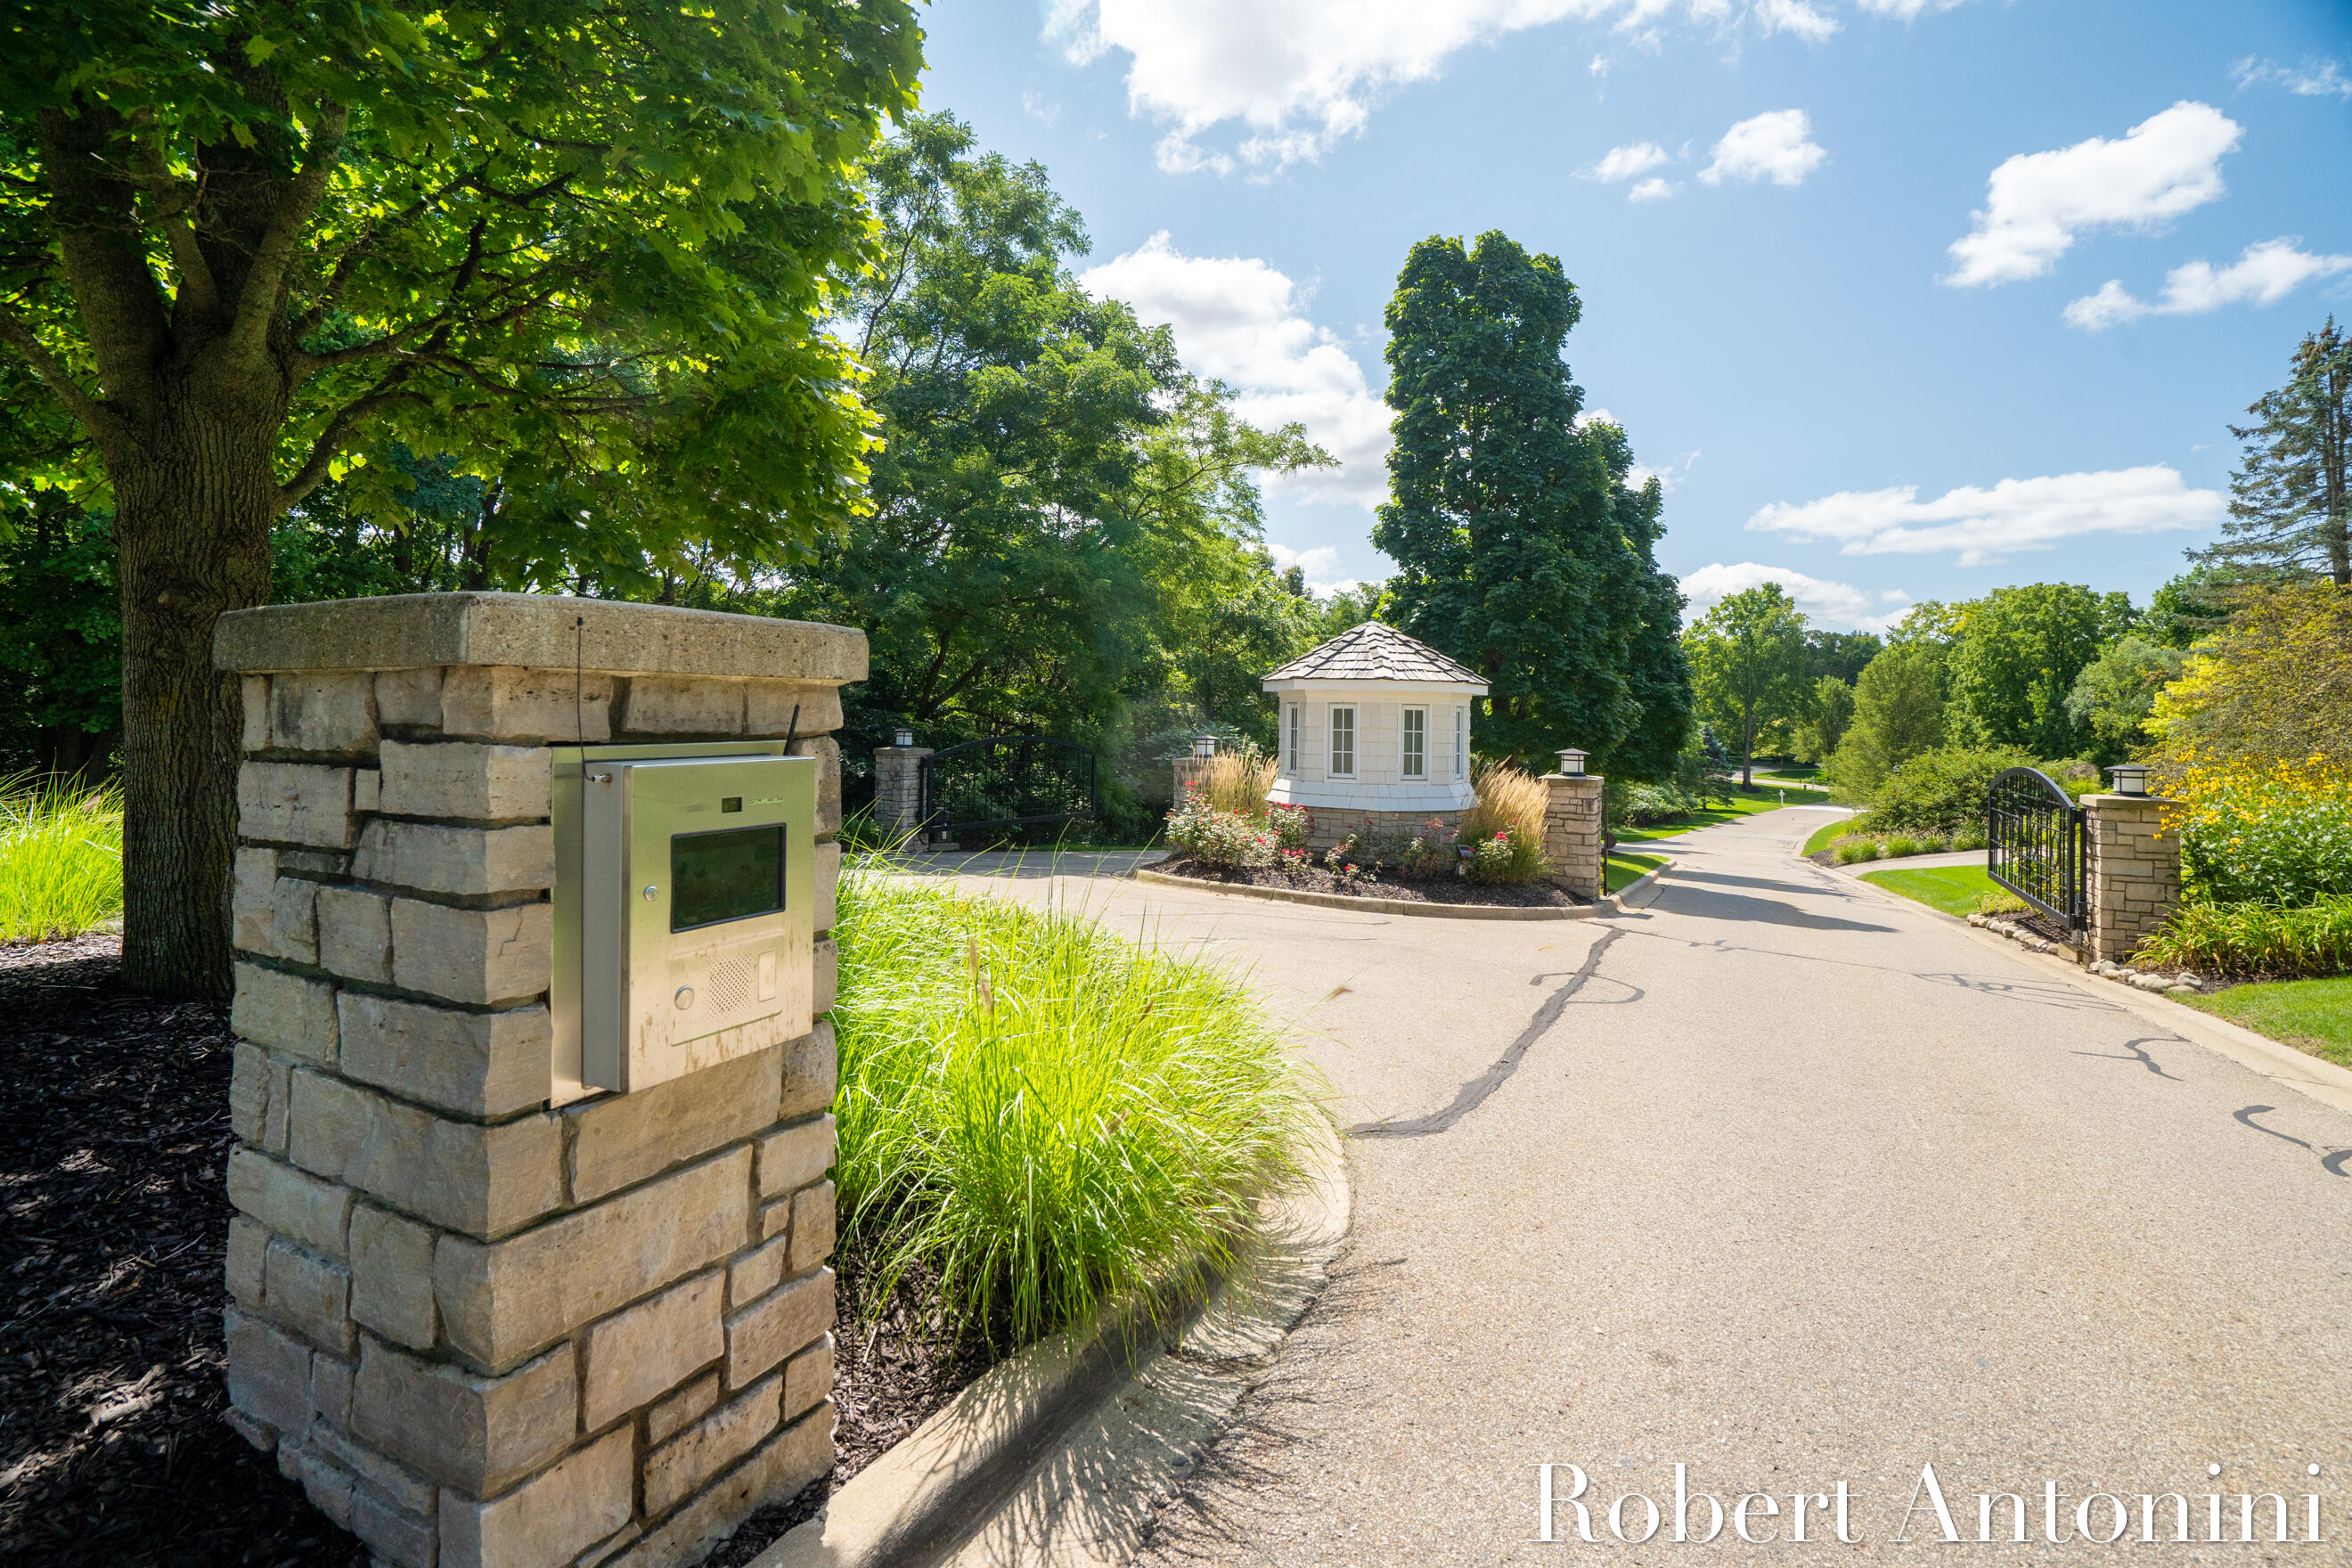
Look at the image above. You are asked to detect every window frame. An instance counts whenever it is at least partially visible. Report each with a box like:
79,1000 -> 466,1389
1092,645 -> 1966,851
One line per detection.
1286,703 -> 1301,774
1327,704 -> 1356,779
1401,704 -> 1427,780
1454,706 -> 1467,780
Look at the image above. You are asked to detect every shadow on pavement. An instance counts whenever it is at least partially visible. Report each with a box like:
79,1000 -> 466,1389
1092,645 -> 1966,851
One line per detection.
1649,883 -> 1898,933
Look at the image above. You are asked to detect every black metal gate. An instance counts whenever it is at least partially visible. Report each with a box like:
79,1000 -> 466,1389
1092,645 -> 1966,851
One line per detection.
918,735 -> 1097,843
1987,766 -> 2085,928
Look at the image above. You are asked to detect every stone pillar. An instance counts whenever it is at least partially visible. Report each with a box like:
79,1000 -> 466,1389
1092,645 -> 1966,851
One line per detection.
212,593 -> 859,1568
872,744 -> 932,841
2084,792 -> 2183,964
1541,772 -> 1605,900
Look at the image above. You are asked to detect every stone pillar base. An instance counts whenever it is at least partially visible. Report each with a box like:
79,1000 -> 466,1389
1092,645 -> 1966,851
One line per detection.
2083,792 -> 2182,964
215,594 -> 859,1568
1542,773 -> 1605,900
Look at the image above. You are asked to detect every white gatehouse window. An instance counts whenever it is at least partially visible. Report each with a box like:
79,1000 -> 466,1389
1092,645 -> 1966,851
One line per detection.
1286,704 -> 1301,773
1328,706 -> 1356,777
1401,706 -> 1426,780
1454,706 -> 1466,779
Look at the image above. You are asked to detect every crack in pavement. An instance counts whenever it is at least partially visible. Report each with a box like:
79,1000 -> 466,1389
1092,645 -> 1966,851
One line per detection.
1347,927 -> 1623,1139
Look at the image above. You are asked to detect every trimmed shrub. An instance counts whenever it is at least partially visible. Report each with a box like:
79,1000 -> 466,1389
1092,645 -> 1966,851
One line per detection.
2136,894 -> 2352,980
1836,838 -> 1882,864
1857,747 -> 2032,837
1974,889 -> 2029,916
1461,829 -> 1545,885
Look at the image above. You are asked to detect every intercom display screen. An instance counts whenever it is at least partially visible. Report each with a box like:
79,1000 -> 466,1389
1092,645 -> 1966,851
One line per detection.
670,825 -> 785,931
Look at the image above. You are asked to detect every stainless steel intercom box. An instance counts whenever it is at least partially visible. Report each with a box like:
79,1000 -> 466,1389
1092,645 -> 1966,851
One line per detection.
551,742 -> 816,1098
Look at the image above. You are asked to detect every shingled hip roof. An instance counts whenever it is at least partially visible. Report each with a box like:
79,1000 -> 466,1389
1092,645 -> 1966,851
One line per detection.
1262,621 -> 1487,689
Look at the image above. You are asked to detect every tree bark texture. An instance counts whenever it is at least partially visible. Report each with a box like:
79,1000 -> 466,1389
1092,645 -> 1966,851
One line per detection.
110,405 -> 281,999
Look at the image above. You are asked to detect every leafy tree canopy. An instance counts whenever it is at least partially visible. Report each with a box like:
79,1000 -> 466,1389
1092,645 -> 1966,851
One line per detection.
4,0 -> 921,992
2148,583 -> 2352,770
1681,583 -> 1808,784
736,114 -> 1329,819
2063,633 -> 2187,762
1824,641 -> 1948,798
1945,583 -> 2135,758
1803,629 -> 1882,685
1374,231 -> 1689,778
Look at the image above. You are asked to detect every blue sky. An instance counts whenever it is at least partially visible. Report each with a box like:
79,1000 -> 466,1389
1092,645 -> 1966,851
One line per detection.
914,0 -> 2352,631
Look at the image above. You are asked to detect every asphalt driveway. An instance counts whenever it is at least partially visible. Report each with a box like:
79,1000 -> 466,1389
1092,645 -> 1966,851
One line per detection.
930,806 -> 2352,1564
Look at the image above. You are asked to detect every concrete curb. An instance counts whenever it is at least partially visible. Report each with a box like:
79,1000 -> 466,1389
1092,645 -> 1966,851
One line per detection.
1826,859 -> 2352,1122
753,1123 -> 1354,1568
1610,856 -> 1675,908
1128,865 -> 1612,920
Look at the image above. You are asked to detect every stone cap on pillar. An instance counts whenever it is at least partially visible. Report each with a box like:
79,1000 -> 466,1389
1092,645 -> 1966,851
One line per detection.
215,591 -> 867,682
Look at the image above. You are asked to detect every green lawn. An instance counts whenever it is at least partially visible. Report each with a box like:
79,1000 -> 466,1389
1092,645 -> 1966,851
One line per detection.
1606,851 -> 1663,893
2180,976 -> 2352,1069
1858,863 -> 2005,918
1613,787 -> 1833,843
1801,817 -> 1859,856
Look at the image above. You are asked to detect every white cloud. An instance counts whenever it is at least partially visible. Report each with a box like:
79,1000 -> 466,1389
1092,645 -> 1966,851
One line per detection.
1050,1 -> 1858,176
1941,102 -> 2242,288
2063,238 -> 2352,330
1852,0 -> 1969,16
2232,55 -> 2352,98
1267,543 -> 1360,596
1698,109 -> 1826,187
1678,562 -> 1910,631
1752,0 -> 1837,43
1591,141 -> 1672,181
1628,176 -> 1679,202
1746,465 -> 2225,568
1080,232 -> 1390,506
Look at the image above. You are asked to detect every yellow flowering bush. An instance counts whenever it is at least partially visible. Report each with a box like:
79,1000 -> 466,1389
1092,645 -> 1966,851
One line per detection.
2160,751 -> 2352,907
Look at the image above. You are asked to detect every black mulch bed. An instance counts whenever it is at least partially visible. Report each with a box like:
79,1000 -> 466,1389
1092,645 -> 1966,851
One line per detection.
1156,856 -> 1584,907
0,935 -> 996,1568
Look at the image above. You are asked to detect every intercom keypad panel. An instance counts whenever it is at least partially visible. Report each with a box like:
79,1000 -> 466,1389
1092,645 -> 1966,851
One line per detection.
553,745 -> 816,1097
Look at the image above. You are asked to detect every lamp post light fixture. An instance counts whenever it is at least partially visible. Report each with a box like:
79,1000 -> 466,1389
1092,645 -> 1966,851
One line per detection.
2107,763 -> 2152,797
1556,747 -> 1588,778
1192,734 -> 1219,760
894,725 -> 914,749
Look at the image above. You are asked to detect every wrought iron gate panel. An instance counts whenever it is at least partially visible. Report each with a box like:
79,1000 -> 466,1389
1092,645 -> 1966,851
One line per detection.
1986,766 -> 2085,928
918,734 -> 1098,840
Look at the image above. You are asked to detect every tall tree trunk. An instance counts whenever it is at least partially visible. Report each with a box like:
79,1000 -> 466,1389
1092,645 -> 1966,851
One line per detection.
110,398 -> 279,999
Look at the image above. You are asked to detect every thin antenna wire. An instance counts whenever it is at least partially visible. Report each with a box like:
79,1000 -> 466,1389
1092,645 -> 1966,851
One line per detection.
782,703 -> 800,755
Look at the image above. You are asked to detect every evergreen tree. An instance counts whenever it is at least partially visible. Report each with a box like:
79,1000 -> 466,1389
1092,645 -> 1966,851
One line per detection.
2199,318 -> 2350,587
1373,231 -> 1690,776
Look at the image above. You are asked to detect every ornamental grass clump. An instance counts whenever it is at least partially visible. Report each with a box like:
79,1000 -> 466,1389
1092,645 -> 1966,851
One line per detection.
0,773 -> 125,943
829,869 -> 1327,1347
1455,762 -> 1548,885
1189,750 -> 1278,818
2136,895 -> 2352,980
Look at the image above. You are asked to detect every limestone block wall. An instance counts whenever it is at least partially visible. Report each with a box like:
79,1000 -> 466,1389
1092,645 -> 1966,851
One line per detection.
2084,793 -> 2183,964
1541,774 -> 1605,900
214,594 -> 862,1568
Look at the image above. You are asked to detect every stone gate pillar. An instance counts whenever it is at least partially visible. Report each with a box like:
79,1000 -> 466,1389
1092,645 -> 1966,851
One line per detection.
2083,791 -> 2184,965
212,593 -> 857,1568
872,741 -> 932,840
1541,770 -> 1605,901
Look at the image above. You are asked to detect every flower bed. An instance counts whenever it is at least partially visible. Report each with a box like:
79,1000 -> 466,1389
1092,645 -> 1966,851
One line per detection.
1151,855 -> 1586,908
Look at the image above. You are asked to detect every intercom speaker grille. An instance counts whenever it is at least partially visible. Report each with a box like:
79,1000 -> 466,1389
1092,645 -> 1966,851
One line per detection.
706,958 -> 752,1014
